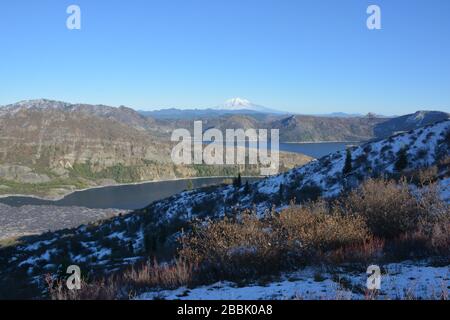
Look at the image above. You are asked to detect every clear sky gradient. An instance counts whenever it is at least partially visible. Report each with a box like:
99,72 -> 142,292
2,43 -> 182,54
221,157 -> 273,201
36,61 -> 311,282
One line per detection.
1,0 -> 449,115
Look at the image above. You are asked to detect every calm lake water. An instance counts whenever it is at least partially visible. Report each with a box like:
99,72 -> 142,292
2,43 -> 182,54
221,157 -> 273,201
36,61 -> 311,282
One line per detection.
0,177 -> 260,210
279,142 -> 358,159
0,142 -> 355,210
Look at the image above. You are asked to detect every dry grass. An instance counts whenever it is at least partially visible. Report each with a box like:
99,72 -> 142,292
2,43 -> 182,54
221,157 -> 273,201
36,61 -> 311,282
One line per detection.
46,258 -> 196,300
122,258 -> 196,290
45,275 -> 119,300
322,237 -> 385,265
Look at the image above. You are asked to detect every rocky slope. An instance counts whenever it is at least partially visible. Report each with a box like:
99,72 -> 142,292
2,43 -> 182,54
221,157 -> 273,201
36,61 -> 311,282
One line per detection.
0,99 -> 312,198
0,100 -> 172,186
269,115 -> 385,142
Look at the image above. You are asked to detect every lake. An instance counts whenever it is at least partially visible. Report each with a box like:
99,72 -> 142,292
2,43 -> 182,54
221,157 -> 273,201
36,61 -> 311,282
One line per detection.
0,142 -> 355,210
0,177 -> 260,210
279,141 -> 358,159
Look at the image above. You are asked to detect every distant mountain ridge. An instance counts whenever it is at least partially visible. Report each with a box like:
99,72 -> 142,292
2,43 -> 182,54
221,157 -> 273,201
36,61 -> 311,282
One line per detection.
135,99 -> 448,142
1,99 -> 158,132
138,98 -> 385,119
138,98 -> 285,119
138,108 -> 272,120
374,110 -> 450,138
3,99 -> 448,141
138,109 -> 378,120
2,99 -> 448,146
0,99 -> 312,198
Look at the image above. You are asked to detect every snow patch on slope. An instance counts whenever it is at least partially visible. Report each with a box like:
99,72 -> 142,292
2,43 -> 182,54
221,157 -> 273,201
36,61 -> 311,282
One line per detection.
138,262 -> 449,300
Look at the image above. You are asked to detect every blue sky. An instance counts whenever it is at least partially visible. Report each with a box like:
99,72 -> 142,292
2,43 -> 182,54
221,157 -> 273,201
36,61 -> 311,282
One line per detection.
1,0 -> 449,115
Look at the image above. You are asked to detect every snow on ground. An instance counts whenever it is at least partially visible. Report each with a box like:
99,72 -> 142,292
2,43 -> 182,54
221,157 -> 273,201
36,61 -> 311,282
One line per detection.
3,121 -> 448,292
440,178 -> 450,204
107,231 -> 127,241
22,239 -> 56,252
18,248 -> 59,269
138,262 -> 449,300
132,120 -> 450,224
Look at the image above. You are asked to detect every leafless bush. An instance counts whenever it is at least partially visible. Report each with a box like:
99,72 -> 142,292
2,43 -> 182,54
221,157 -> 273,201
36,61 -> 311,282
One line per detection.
409,166 -> 439,186
342,178 -> 435,239
179,213 -> 281,280
179,201 -> 370,278
428,214 -> 450,255
271,201 -> 369,260
179,177 -> 448,280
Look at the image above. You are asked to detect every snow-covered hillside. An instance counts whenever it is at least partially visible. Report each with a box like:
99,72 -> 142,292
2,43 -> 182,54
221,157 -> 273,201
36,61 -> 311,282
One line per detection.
148,119 -> 450,223
1,120 -> 448,297
138,261 -> 449,300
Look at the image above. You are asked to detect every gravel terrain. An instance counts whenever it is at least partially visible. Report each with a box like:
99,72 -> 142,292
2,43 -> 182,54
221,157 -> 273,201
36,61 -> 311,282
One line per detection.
0,203 -> 128,240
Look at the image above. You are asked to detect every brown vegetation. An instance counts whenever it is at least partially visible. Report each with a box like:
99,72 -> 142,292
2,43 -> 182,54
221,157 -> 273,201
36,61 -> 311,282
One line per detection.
47,177 -> 449,300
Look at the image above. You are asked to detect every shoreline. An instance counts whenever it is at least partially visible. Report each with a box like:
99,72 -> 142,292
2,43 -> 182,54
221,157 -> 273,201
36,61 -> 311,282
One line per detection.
0,145 -> 319,203
281,140 -> 361,144
0,175 -> 262,202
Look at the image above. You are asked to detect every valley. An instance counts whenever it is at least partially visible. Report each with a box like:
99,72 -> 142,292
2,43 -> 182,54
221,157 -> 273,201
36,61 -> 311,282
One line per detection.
0,99 -> 314,198
0,99 -> 447,199
0,99 -> 448,300
0,119 -> 448,299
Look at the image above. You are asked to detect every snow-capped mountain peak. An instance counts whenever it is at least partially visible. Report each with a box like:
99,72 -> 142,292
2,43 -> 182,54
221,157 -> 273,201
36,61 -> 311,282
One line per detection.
223,97 -> 254,109
217,98 -> 281,113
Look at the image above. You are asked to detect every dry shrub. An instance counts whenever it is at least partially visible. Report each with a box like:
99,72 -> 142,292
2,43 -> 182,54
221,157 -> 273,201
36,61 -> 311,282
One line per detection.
48,177 -> 449,299
179,177 -> 448,280
323,237 -> 385,265
388,231 -> 431,260
420,166 -> 439,184
272,201 -> 369,261
409,166 -> 439,186
438,155 -> 450,172
415,183 -> 449,228
410,183 -> 450,256
179,214 -> 280,279
179,202 -> 370,278
343,178 -> 431,239
342,178 -> 449,257
428,214 -> 450,256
